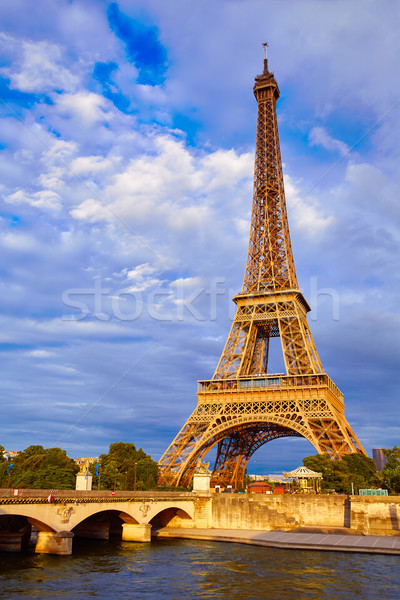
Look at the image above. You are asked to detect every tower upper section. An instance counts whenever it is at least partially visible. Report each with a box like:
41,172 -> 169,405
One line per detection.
242,51 -> 298,294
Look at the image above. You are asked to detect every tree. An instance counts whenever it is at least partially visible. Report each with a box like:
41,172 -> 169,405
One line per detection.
0,445 -> 79,489
303,453 -> 380,494
94,442 -> 158,491
382,446 -> 400,493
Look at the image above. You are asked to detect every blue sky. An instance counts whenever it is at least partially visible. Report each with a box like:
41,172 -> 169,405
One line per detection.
0,0 -> 399,475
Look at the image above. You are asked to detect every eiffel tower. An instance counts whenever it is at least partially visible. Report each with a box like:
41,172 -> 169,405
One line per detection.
158,47 -> 365,488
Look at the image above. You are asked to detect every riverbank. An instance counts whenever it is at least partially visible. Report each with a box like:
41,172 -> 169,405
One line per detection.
153,527 -> 400,555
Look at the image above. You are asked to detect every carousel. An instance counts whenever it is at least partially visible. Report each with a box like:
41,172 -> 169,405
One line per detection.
284,466 -> 323,493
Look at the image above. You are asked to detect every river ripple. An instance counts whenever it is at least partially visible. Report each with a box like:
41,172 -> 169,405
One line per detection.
0,538 -> 399,600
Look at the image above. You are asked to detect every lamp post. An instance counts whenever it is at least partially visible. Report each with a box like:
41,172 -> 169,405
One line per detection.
134,462 -> 137,492
124,471 -> 128,491
113,468 -> 117,492
254,460 -> 257,482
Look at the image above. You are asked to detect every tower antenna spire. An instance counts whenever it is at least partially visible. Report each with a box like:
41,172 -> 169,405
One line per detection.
262,42 -> 269,72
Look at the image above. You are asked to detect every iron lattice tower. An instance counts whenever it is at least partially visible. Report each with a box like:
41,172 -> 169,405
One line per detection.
158,51 -> 365,488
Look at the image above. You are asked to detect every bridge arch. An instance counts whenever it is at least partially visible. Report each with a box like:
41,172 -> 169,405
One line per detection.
72,508 -> 140,540
0,507 -> 56,533
149,506 -> 192,529
72,508 -> 139,529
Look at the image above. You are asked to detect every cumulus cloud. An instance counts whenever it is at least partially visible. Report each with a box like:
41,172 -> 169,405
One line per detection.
54,92 -> 113,125
0,34 -> 80,93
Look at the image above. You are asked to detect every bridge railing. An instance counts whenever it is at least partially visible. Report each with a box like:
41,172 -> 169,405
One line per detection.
198,373 -> 342,399
0,489 -> 196,503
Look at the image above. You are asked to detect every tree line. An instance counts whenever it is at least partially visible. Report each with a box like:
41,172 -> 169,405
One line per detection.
0,442 -> 159,491
302,447 -> 400,494
1,442 -> 399,493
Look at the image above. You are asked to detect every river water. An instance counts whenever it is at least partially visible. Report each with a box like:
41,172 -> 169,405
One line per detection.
0,538 -> 399,600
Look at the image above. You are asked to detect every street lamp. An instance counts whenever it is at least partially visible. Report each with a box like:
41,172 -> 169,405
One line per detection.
254,460 -> 257,481
113,468 -> 118,492
134,462 -> 137,492
124,471 -> 128,491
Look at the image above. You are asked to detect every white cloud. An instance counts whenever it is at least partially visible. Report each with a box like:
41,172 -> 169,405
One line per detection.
42,140 -> 77,161
26,349 -> 54,358
36,363 -> 79,375
5,188 -> 61,211
124,263 -> 164,292
170,276 -> 203,290
54,92 -> 113,126
285,174 -> 334,237
309,126 -> 349,156
69,198 -> 111,222
200,149 -> 252,190
0,34 -> 80,93
70,155 -> 121,175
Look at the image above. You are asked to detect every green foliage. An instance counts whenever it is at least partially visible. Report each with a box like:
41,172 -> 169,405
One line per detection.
156,485 -> 191,492
302,453 -> 381,494
0,461 -> 8,484
0,445 -> 79,489
237,472 -> 252,492
382,446 -> 400,493
93,442 -> 158,491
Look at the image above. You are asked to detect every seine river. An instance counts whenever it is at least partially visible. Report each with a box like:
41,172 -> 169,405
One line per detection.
0,538 -> 399,600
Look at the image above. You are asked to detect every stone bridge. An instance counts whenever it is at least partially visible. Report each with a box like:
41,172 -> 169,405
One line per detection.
0,489 -> 212,555
1,489 -> 399,555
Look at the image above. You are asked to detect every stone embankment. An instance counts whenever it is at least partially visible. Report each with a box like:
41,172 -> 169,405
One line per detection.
208,494 -> 400,536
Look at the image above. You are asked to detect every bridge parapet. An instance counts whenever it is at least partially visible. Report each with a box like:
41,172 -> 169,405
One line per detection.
0,489 -> 196,502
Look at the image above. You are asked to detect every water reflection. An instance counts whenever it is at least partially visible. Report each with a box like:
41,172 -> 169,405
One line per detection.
0,538 -> 399,600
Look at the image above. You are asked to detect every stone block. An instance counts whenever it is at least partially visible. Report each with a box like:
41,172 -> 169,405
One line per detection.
122,523 -> 152,543
35,531 -> 74,555
0,532 -> 23,552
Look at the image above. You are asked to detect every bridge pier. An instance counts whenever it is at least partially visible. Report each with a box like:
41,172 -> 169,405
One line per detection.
35,531 -> 74,555
0,532 -> 25,552
122,523 -> 151,543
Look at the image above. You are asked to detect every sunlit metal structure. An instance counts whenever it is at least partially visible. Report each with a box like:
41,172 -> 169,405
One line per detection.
158,48 -> 365,488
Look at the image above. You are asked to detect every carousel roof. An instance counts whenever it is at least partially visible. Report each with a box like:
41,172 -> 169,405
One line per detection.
283,466 -> 322,479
